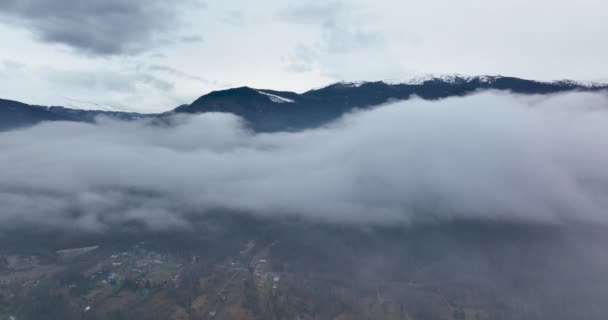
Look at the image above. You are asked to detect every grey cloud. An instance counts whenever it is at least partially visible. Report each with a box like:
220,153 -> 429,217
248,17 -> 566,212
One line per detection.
43,68 -> 174,93
219,11 -> 245,27
43,68 -> 137,93
2,59 -> 25,70
279,0 -> 384,51
279,1 -> 346,24
136,74 -> 174,92
149,53 -> 169,59
0,0 -> 204,55
1,91 -> 608,233
0,59 -> 25,79
148,64 -> 215,85
279,1 -> 396,79
179,35 -> 204,44
283,44 -> 318,73
321,21 -> 385,53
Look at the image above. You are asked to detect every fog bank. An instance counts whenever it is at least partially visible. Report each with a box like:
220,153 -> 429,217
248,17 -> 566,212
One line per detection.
1,91 -> 608,232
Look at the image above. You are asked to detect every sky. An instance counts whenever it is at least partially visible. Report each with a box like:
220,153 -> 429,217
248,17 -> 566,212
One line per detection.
0,0 -> 607,112
2,90 -> 608,233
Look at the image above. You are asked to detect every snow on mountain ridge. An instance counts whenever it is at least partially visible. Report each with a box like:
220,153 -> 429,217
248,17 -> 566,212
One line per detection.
49,97 -> 127,112
551,79 -> 607,88
397,74 -> 501,85
333,75 -> 607,88
258,91 -> 295,103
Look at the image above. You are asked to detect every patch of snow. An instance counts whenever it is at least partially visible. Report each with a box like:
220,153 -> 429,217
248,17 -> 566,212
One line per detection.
550,79 -> 607,88
55,97 -> 127,112
477,75 -> 500,84
395,73 -> 501,85
392,74 -> 607,88
308,81 -> 372,92
258,91 -> 295,103
336,81 -> 368,88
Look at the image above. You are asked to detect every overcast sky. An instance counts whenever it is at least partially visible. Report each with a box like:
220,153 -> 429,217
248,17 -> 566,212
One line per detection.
0,0 -> 606,112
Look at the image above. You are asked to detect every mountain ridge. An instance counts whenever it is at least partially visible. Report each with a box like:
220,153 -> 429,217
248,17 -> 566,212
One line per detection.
2,75 -> 607,132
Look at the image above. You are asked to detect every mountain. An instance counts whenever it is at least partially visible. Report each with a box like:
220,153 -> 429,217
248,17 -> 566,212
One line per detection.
0,100 -> 155,131
2,75 -> 607,132
0,99 -> 71,131
45,106 -> 154,123
173,75 -> 608,131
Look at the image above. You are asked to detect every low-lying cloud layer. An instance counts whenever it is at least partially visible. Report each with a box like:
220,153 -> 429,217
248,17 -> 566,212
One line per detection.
1,91 -> 608,233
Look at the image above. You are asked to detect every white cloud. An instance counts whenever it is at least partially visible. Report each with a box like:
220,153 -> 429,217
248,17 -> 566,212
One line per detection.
1,91 -> 608,232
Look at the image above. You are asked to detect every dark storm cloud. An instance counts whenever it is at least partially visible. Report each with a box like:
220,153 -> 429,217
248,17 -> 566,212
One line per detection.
1,91 -> 608,233
0,0 -> 204,55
